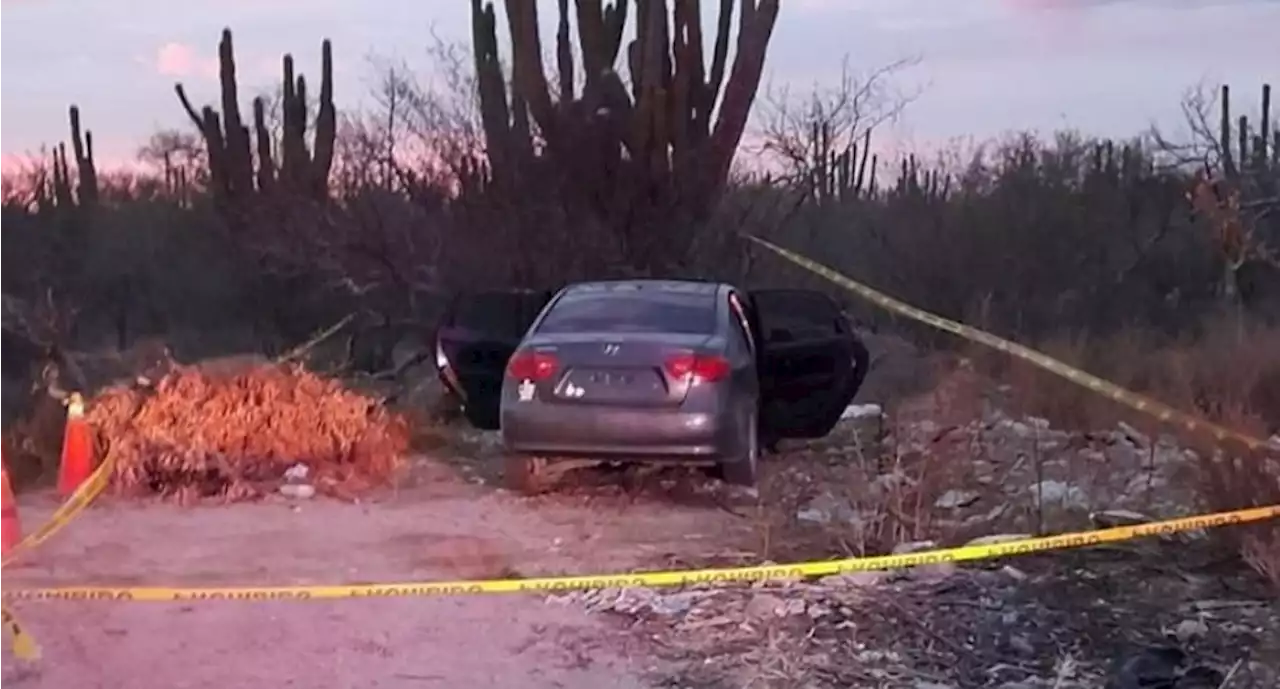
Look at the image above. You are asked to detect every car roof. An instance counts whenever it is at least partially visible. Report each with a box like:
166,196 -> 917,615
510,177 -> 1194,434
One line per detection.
561,279 -> 725,297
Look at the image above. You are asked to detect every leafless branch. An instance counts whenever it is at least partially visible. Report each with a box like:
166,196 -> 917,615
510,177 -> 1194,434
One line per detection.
755,54 -> 923,190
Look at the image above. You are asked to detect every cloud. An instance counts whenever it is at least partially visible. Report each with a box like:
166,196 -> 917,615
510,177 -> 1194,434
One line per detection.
154,42 -> 218,79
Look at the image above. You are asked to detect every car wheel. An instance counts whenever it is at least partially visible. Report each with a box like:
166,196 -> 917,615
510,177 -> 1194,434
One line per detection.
718,408 -> 759,487
502,453 -> 556,495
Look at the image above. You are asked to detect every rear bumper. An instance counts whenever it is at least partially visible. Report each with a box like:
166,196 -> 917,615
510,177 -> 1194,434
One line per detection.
500,404 -> 736,459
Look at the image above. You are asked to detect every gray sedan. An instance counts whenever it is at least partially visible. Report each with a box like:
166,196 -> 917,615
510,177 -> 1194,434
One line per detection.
435,279 -> 869,492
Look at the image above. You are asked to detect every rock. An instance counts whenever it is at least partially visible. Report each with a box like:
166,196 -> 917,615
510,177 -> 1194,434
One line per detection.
1029,480 -> 1089,509
1117,421 -> 1150,448
965,504 -> 1008,526
1105,646 -> 1186,689
1006,633 -> 1036,657
279,483 -> 316,499
780,598 -> 808,616
745,593 -> 784,618
796,493 -> 862,526
997,418 -> 1035,438
841,403 -> 883,420
283,463 -> 310,482
570,587 -> 705,616
966,533 -> 1032,547
1090,509 -> 1151,528
1000,565 -> 1029,581
914,682 -> 957,689
1170,618 -> 1208,642
892,540 -> 937,555
1079,448 -> 1108,464
910,562 -> 958,582
935,489 -> 981,509
818,572 -> 886,588
870,470 -> 915,498
653,592 -> 702,616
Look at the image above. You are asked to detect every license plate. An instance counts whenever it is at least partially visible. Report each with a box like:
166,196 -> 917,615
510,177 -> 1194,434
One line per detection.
588,371 -> 633,385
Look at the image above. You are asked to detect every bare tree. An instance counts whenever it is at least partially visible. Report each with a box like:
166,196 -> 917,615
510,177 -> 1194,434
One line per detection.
757,55 -> 922,202
137,129 -> 207,202
1154,82 -> 1279,315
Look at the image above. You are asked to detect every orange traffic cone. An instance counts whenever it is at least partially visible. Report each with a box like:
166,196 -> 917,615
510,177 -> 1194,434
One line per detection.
57,392 -> 95,497
2,458 -> 21,558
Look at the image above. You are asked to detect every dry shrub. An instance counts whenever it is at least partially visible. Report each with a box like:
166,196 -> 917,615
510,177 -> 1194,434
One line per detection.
982,319 -> 1280,587
88,361 -> 410,502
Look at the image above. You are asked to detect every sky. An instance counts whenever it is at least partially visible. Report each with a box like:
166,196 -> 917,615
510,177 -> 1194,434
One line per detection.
1,0 -> 1277,169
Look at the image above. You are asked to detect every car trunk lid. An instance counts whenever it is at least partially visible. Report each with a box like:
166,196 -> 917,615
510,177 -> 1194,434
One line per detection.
521,332 -> 716,407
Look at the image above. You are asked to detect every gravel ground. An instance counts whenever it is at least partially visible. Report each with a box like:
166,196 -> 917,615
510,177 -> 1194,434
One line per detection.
1,456 -> 753,689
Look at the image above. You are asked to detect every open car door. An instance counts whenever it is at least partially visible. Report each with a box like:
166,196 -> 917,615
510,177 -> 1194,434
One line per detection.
749,289 -> 870,442
436,290 -> 552,430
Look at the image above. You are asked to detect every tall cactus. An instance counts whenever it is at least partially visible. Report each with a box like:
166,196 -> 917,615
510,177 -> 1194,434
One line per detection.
471,0 -> 780,269
46,106 -> 98,210
174,28 -> 336,207
809,123 -> 875,203
1194,83 -> 1280,304
1218,83 -> 1275,180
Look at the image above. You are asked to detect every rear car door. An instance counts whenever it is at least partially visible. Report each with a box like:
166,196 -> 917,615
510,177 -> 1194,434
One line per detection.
748,289 -> 870,440
436,290 -> 552,430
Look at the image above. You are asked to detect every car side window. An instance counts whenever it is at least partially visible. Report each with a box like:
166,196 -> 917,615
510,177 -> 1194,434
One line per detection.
727,291 -> 756,356
754,291 -> 845,342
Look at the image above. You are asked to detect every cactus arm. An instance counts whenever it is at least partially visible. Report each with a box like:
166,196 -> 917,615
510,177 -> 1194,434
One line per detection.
504,0 -> 558,143
556,0 -> 575,103
575,0 -> 606,83
707,0 -> 778,184
670,0 -> 695,157
174,84 -> 208,132
216,29 -> 254,197
67,106 -> 98,206
311,39 -> 337,195
472,0 -> 514,172
1220,85 -> 1235,178
602,0 -> 627,64
253,97 -> 276,193
704,0 -> 734,121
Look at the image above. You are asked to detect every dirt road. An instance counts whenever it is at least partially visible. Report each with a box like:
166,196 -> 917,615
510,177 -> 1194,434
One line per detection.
2,454 -> 758,689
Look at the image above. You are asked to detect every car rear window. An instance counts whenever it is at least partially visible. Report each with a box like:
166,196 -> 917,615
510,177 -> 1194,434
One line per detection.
535,288 -> 716,335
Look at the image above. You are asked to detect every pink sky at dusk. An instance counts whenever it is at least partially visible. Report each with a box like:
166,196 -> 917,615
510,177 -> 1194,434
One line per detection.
2,0 -> 1277,172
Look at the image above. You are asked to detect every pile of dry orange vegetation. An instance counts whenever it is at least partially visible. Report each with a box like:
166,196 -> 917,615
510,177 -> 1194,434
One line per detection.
86,361 -> 410,502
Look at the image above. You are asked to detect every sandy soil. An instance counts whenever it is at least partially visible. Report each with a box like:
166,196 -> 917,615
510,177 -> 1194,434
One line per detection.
1,454 -> 757,689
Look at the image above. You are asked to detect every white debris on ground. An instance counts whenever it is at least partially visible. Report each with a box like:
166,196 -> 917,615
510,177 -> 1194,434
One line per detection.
278,462 -> 316,499
542,399 -> 1280,688
841,403 -> 884,420
793,401 -> 1233,538
550,562 -> 1279,689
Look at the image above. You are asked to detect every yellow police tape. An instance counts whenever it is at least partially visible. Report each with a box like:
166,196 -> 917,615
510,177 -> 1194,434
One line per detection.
1,454 -> 115,569
1,239 -> 1276,669
2,605 -> 41,661
4,505 -> 1277,602
743,235 -> 1280,454
0,458 -> 111,660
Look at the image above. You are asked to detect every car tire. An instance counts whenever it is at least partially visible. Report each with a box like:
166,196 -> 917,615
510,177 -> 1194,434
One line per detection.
502,453 -> 556,495
718,408 -> 760,487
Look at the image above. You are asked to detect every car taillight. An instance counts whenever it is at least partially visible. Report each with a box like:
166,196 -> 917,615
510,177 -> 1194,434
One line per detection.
664,353 -> 730,384
507,351 -> 558,380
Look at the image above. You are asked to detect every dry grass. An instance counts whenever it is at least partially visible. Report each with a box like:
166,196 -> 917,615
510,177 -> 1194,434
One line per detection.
756,376 -> 984,562
973,319 -> 1280,589
87,361 -> 410,502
